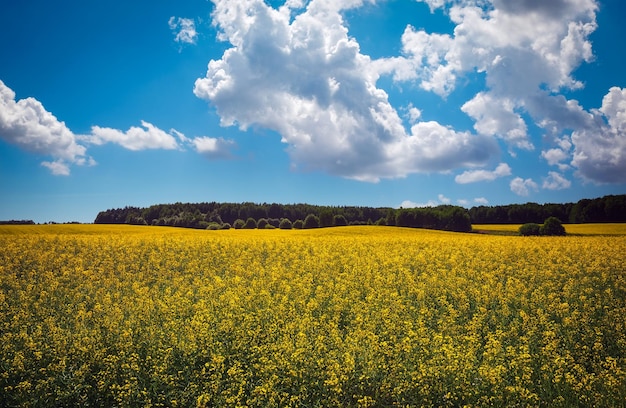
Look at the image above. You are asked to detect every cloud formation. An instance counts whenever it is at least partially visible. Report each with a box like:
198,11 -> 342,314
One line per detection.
89,121 -> 180,151
195,0 -> 497,182
543,171 -> 572,190
194,0 -> 625,184
0,80 -> 93,175
455,162 -> 511,184
379,0 -> 624,183
571,87 -> 626,183
0,80 -> 235,174
169,17 -> 198,45
510,177 -> 539,196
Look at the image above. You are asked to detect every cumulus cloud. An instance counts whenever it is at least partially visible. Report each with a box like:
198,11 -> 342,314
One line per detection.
399,199 -> 439,208
0,80 -> 93,175
543,171 -> 572,190
380,0 -> 602,158
89,121 -> 181,151
474,197 -> 489,205
195,0 -> 497,182
438,193 -> 451,204
510,177 -> 539,196
455,162 -> 511,184
169,17 -> 198,45
571,87 -> 626,183
191,136 -> 236,159
0,80 -> 236,174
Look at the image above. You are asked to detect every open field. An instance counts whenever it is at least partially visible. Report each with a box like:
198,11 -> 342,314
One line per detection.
1,225 -> 624,406
473,223 -> 626,236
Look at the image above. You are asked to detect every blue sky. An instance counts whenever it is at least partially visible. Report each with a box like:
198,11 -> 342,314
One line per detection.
1,0 -> 625,223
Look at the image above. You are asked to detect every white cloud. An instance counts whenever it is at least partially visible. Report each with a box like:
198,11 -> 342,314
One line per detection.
571,87 -> 626,183
543,171 -> 572,190
474,197 -> 489,205
398,199 -> 439,208
541,147 -> 570,166
0,80 -> 93,175
195,0 -> 498,182
438,193 -> 451,204
89,121 -> 180,151
191,136 -> 236,159
461,93 -> 531,150
1,80 -> 237,174
41,160 -> 71,176
169,17 -> 198,45
510,177 -> 539,196
457,199 -> 469,206
380,0 -> 599,155
455,162 -> 511,184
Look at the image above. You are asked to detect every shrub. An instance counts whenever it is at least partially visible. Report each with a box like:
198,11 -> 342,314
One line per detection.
541,217 -> 566,236
257,218 -> 269,229
303,214 -> 320,229
376,218 -> 387,226
293,219 -> 304,229
268,218 -> 281,228
233,219 -> 245,229
279,219 -> 293,229
206,222 -> 221,230
244,217 -> 257,229
519,223 -> 541,236
220,223 -> 231,230
333,214 -> 348,226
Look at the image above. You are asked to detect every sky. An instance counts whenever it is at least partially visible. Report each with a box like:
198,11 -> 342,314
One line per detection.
1,0 -> 625,223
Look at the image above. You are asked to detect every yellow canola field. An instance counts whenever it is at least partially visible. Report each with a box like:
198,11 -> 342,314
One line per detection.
1,225 -> 625,407
473,223 -> 626,235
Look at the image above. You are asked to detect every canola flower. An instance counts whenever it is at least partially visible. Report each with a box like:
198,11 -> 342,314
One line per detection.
0,225 -> 624,407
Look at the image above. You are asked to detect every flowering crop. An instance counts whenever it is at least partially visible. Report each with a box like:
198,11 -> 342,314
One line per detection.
1,225 -> 624,406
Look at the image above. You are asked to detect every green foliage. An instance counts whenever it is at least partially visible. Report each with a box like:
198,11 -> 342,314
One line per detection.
293,219 -> 304,229
319,211 -> 334,228
333,214 -> 348,226
221,223 -> 231,230
279,219 -> 292,229
541,217 -> 566,236
519,223 -> 541,236
233,219 -> 245,229
244,218 -> 258,229
206,222 -> 222,230
257,218 -> 269,229
376,218 -> 387,226
303,214 -> 320,229
395,206 -> 472,232
268,218 -> 280,228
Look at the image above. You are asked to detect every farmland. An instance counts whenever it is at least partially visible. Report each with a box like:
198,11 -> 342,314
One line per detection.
1,225 -> 625,407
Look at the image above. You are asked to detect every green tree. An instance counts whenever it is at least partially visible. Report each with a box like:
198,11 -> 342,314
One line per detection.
279,219 -> 292,229
233,219 -> 245,229
244,217 -> 257,229
540,217 -> 566,236
333,214 -> 348,226
257,218 -> 269,229
319,211 -> 334,228
519,223 -> 541,236
293,219 -> 304,229
303,214 -> 319,229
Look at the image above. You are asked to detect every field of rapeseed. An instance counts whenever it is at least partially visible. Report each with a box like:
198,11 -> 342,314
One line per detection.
1,225 -> 624,407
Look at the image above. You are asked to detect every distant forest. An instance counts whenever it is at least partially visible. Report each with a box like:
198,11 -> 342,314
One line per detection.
94,194 -> 625,232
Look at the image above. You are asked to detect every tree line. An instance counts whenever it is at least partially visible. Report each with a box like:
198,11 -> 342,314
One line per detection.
94,203 -> 473,232
93,194 -> 625,232
469,194 -> 626,224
